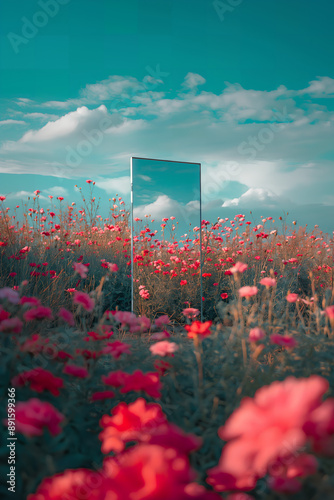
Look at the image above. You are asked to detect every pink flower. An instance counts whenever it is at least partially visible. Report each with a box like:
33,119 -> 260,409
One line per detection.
135,315 -> 151,332
249,327 -> 266,342
182,308 -> 200,319
63,364 -> 89,378
113,310 -> 138,328
151,330 -> 171,341
207,376 -> 330,492
238,286 -> 258,298
270,334 -> 297,348
150,340 -> 179,357
0,317 -> 23,334
286,293 -> 299,303
3,398 -> 64,437
59,307 -> 75,327
155,315 -> 170,328
324,305 -> 334,320
73,262 -> 89,278
20,296 -> 41,307
0,287 -> 20,304
108,262 -> 118,272
102,341 -> 131,359
229,262 -> 248,274
260,277 -> 276,287
73,290 -> 95,312
23,306 -> 53,322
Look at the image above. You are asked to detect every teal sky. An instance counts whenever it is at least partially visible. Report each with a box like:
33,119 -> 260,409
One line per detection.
0,0 -> 334,234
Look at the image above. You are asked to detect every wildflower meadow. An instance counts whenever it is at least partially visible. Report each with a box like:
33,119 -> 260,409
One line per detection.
1,181 -> 334,499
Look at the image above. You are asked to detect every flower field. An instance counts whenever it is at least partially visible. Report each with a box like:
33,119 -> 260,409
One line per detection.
1,181 -> 334,499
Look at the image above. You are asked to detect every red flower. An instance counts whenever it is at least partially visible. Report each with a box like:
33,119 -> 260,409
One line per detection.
99,397 -> 167,453
270,334 -> 297,348
20,296 -> 41,307
23,306 -> 53,322
27,469 -> 103,500
73,290 -> 95,312
146,423 -> 202,455
101,444 -> 201,499
63,364 -> 89,378
0,306 -> 10,322
12,368 -> 63,396
29,444 -> 218,500
120,370 -> 162,399
91,390 -> 115,402
220,293 -> 228,300
102,370 -> 129,387
185,321 -> 212,339
56,350 -> 74,361
154,359 -> 172,376
3,398 -> 64,437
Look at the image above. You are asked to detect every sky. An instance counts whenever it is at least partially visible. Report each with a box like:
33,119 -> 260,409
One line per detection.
0,0 -> 334,236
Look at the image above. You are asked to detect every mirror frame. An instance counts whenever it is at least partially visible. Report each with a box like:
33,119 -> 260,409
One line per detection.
130,156 -> 203,321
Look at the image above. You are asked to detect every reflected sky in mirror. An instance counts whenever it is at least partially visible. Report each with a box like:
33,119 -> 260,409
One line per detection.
131,158 -> 201,243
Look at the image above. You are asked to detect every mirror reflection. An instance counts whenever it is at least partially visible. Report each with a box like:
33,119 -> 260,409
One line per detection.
130,157 -> 202,323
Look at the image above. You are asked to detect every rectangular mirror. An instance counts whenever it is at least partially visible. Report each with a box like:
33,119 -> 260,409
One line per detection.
130,157 -> 202,323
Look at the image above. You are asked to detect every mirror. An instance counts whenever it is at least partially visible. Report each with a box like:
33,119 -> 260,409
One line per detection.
130,157 -> 202,323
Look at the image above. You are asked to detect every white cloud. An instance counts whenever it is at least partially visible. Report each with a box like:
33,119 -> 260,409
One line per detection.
95,176 -> 130,195
134,194 -> 200,220
16,98 -> 35,107
19,105 -> 112,143
182,72 -> 206,89
44,186 -> 69,197
137,175 -> 152,182
222,187 -> 289,209
22,112 -> 59,121
0,120 -> 26,126
5,190 -> 48,201
299,77 -> 334,97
